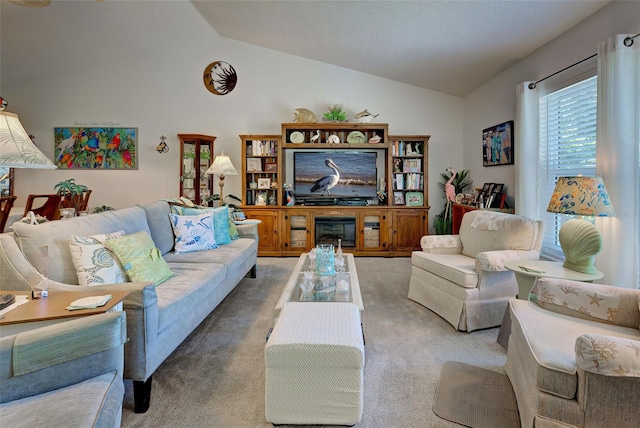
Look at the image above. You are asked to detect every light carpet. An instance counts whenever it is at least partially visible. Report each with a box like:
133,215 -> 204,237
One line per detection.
121,257 -> 508,427
433,361 -> 519,428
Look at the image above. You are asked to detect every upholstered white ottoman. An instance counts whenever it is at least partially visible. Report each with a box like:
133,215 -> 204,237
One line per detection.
265,302 -> 365,426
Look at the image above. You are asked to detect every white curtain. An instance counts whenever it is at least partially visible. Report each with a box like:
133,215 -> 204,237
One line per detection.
596,34 -> 640,288
515,82 -> 539,219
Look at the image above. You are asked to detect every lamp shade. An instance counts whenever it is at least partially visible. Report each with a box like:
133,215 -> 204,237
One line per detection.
546,176 -> 614,217
0,111 -> 56,169
206,151 -> 237,176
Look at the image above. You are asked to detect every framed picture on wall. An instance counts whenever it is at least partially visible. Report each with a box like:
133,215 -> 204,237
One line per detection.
482,120 -> 514,167
54,127 -> 138,169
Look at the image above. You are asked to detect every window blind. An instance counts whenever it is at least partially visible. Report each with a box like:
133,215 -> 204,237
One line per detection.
538,75 -> 597,259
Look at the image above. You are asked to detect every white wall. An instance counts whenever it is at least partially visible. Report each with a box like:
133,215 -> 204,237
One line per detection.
463,1 -> 640,209
1,0 -> 463,228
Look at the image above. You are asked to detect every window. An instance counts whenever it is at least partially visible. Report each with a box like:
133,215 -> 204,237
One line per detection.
538,75 -> 598,259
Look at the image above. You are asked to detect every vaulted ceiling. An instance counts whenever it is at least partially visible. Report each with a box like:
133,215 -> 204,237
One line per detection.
192,0 -> 611,97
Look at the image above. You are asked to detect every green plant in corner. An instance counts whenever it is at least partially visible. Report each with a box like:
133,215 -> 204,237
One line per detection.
54,178 -> 89,215
323,104 -> 348,122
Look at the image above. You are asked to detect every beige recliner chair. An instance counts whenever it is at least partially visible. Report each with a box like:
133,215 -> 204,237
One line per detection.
408,210 -> 544,331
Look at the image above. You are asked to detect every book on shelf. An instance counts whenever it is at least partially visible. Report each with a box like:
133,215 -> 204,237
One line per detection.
403,159 -> 421,173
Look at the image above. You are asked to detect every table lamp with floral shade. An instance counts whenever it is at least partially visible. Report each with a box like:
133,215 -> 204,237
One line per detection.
546,176 -> 614,274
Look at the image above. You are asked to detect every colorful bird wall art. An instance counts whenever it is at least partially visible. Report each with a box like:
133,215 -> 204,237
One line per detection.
54,127 -> 137,169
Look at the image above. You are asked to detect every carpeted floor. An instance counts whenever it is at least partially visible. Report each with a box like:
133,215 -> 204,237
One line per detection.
121,257 -> 508,427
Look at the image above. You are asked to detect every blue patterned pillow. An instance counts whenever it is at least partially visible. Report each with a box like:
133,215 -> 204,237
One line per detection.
169,212 -> 218,254
181,206 -> 231,245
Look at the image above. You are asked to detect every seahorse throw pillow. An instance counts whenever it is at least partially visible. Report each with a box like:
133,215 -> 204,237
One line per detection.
169,212 -> 218,254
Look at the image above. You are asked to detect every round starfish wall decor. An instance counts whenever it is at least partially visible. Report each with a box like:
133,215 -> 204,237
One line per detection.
203,61 -> 237,95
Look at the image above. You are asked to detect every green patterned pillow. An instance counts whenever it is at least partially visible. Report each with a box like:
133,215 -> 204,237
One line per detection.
105,231 -> 173,285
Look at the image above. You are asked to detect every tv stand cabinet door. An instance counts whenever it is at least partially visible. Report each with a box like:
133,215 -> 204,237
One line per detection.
358,212 -> 389,252
391,210 -> 428,252
281,210 -> 312,255
243,209 -> 280,256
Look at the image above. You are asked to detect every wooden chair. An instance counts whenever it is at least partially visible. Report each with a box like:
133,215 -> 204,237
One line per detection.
60,189 -> 92,213
1,195 -> 17,232
23,194 -> 62,220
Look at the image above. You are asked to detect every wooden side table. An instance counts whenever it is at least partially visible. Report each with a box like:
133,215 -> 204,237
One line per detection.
505,260 -> 604,301
0,290 -> 130,337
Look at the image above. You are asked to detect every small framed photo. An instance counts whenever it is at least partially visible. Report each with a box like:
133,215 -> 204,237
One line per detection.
257,178 -> 271,189
483,183 -> 495,197
405,192 -> 423,206
246,158 -> 262,172
393,191 -> 405,206
232,211 -> 246,221
402,159 -> 421,173
265,162 -> 277,172
482,120 -> 514,167
491,183 -> 504,195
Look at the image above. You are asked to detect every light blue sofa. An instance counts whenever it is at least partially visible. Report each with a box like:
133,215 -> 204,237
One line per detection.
0,200 -> 258,413
0,312 -> 127,427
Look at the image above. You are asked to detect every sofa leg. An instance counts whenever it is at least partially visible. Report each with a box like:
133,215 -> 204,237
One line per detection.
133,376 -> 152,413
248,264 -> 257,278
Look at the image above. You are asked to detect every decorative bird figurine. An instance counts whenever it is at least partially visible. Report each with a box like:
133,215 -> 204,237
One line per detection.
445,167 -> 457,202
310,159 -> 344,195
310,130 -> 320,143
354,109 -> 379,123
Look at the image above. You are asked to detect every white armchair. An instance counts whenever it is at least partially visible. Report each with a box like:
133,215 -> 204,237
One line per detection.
408,210 -> 544,331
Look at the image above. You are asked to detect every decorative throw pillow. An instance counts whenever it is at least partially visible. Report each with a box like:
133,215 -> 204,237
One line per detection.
181,206 -> 232,245
69,230 -> 128,286
228,211 -> 239,240
168,212 -> 218,254
105,231 -> 173,285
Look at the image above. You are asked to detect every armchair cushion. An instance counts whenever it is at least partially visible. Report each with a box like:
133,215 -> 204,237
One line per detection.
575,334 -> 640,377
411,252 -> 477,288
460,211 -> 540,258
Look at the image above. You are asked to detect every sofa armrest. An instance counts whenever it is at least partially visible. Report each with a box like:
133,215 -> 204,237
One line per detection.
575,334 -> 640,377
0,312 -> 126,403
420,235 -> 462,254
236,223 -> 258,240
475,249 -> 540,272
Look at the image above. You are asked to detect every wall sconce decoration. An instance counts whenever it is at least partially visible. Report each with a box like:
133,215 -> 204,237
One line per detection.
156,135 -> 168,154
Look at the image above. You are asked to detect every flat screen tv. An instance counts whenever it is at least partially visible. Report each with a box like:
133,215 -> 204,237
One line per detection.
293,151 -> 378,198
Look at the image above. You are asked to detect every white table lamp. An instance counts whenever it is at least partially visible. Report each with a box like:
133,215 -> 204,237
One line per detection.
205,150 -> 237,202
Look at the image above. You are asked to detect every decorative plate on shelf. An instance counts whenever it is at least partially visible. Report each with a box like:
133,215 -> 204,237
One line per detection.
290,131 -> 304,143
346,131 -> 366,144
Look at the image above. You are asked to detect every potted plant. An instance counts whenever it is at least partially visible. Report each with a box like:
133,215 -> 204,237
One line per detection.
322,104 -> 348,122
54,178 -> 89,216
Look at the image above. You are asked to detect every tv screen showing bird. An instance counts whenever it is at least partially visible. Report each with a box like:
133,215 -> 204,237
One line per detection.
293,151 -> 378,198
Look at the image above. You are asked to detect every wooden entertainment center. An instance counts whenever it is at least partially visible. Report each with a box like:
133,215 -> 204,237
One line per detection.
240,123 -> 430,256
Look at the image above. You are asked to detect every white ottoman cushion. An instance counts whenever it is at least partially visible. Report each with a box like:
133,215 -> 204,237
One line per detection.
265,302 -> 364,425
